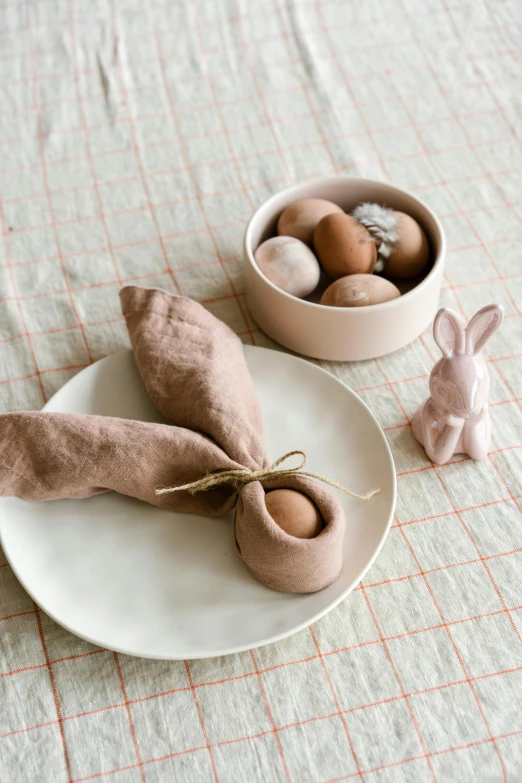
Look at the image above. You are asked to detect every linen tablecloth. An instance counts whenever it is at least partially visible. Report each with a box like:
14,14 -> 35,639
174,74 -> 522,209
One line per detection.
1,1 -> 521,781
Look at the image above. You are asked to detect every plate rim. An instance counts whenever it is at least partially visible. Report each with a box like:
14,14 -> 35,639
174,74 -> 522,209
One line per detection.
0,347 -> 396,659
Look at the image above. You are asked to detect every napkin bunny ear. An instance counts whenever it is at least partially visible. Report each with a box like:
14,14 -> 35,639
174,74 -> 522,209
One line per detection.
433,308 -> 465,357
465,304 -> 504,355
121,286 -> 267,472
0,412 -> 238,517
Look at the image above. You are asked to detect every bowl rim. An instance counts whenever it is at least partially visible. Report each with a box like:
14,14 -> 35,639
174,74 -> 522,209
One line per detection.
243,175 -> 446,314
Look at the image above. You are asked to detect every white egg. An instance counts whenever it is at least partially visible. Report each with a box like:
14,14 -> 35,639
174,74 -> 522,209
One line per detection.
254,236 -> 321,298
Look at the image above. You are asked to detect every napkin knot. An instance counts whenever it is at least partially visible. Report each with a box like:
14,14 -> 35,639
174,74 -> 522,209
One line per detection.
155,450 -> 379,501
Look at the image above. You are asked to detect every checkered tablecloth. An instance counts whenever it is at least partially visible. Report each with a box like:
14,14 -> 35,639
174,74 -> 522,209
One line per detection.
1,0 -> 521,781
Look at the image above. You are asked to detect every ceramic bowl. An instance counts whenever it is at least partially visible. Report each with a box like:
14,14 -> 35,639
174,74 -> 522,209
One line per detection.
243,176 -> 446,361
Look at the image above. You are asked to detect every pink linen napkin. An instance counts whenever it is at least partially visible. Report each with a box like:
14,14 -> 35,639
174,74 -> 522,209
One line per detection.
0,286 -> 345,593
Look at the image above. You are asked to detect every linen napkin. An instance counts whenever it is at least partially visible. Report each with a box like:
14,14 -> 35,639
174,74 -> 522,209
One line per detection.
0,286 -> 345,593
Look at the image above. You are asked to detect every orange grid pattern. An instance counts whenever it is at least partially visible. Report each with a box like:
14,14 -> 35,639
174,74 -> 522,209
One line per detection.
1,0 -> 522,781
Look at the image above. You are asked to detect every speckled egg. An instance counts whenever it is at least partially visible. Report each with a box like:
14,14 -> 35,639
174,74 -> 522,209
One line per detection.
314,213 -> 377,279
254,236 -> 321,298
265,489 -> 324,539
277,198 -> 344,247
320,274 -> 401,308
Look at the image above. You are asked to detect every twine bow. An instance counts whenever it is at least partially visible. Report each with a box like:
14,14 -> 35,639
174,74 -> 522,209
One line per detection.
155,450 -> 380,500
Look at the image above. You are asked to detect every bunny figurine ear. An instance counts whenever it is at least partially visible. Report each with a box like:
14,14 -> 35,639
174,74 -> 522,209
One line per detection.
465,304 -> 504,355
433,308 -> 465,357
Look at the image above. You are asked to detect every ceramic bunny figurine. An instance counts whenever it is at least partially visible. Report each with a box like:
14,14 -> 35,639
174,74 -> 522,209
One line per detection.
412,304 -> 504,465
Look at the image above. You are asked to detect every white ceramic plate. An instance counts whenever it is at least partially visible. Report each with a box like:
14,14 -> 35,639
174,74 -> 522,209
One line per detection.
0,348 -> 396,659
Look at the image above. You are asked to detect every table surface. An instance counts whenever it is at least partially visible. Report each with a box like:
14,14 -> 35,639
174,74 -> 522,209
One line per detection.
1,1 -> 521,782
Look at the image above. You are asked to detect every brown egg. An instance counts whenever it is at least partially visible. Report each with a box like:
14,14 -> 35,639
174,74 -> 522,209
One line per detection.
265,489 -> 324,539
320,274 -> 401,308
314,213 -> 377,280
254,236 -> 321,298
351,204 -> 429,279
386,212 -> 430,278
277,198 -> 344,247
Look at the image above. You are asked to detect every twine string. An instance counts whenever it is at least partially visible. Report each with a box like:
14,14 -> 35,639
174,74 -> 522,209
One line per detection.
155,450 -> 380,501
